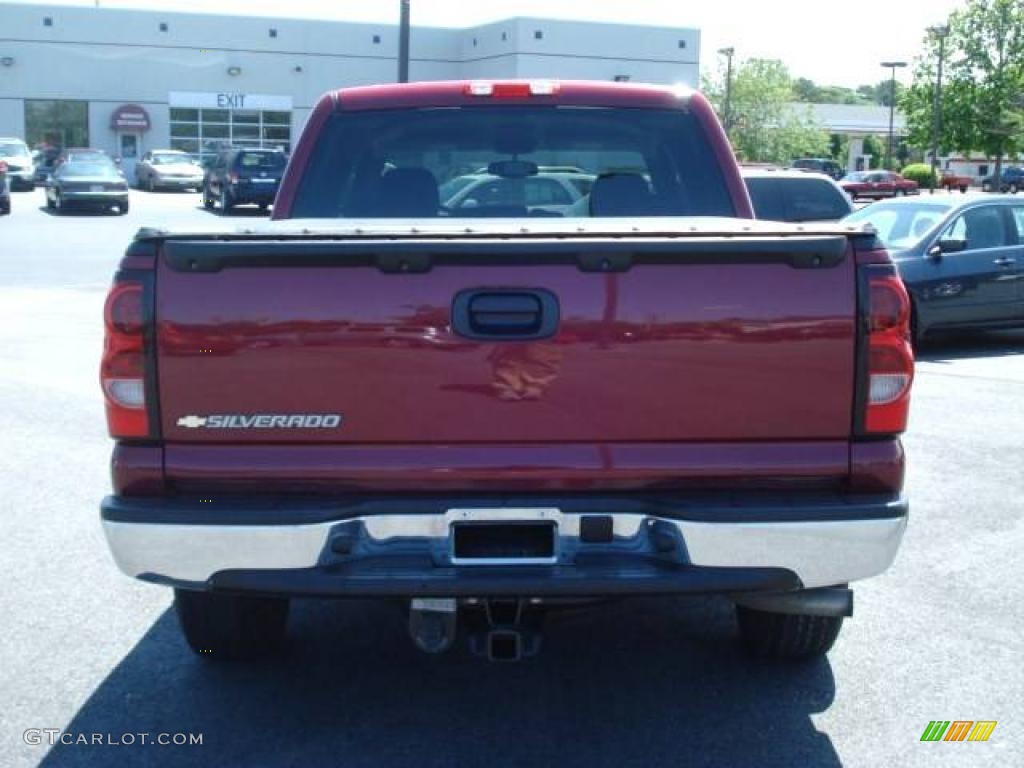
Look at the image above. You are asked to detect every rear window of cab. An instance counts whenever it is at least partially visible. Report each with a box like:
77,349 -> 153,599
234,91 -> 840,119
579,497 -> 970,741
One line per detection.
746,176 -> 851,222
290,105 -> 735,219
238,151 -> 285,169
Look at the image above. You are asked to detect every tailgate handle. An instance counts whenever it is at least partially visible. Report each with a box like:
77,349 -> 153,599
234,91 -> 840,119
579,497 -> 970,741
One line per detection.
452,289 -> 560,341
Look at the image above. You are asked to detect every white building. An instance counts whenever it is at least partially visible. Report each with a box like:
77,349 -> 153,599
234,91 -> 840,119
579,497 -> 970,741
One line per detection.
799,103 -> 907,172
0,3 -> 700,178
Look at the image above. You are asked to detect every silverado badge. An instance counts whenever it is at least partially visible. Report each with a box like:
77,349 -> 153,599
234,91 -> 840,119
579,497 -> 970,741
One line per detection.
176,414 -> 343,429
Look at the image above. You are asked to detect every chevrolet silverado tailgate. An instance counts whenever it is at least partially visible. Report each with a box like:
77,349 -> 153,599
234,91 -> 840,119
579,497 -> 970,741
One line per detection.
154,223 -> 856,449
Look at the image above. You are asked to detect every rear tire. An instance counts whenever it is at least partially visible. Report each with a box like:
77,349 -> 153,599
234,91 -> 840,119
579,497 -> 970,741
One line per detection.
203,184 -> 214,210
118,200 -> 129,215
736,605 -> 843,661
147,175 -> 156,193
220,186 -> 233,214
910,298 -> 926,351
174,589 -> 289,660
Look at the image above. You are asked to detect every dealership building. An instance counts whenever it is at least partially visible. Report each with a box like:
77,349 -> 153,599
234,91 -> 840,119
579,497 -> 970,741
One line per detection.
0,3 -> 700,178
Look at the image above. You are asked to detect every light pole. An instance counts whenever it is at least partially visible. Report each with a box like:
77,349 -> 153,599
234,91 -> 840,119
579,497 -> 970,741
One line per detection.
928,26 -> 950,192
398,0 -> 410,83
718,47 -> 735,139
880,60 -> 907,170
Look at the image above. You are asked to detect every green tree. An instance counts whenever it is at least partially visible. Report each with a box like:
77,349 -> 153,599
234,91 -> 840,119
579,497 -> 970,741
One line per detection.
863,135 -> 888,168
902,0 -> 1024,186
793,78 -> 865,104
857,79 -> 906,107
829,133 -> 850,164
703,58 -> 829,164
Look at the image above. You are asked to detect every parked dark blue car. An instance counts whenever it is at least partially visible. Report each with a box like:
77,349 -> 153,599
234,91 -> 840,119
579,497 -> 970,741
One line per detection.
202,148 -> 286,214
844,194 -> 1024,344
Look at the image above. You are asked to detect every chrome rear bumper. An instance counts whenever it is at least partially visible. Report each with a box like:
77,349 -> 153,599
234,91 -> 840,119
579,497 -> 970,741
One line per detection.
101,495 -> 907,594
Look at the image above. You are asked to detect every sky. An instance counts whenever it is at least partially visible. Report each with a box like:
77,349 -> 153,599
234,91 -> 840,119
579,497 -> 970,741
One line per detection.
4,0 -> 967,87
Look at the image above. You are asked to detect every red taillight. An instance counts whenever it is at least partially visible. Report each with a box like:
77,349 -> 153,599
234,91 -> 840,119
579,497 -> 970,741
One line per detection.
101,281 -> 150,438
861,270 -> 914,434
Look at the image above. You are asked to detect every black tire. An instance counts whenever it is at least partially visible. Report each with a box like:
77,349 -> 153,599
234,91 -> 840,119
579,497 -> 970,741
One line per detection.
54,190 -> 64,213
910,298 -> 925,351
259,202 -> 269,213
220,186 -> 233,214
118,200 -> 129,215
1010,183 -> 1019,194
203,184 -> 214,211
959,185 -> 968,193
0,199 -> 9,215
147,175 -> 156,193
736,605 -> 843,661
174,589 -> 289,660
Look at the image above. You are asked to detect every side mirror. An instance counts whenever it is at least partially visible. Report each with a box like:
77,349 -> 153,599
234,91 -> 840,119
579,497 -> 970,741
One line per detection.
929,238 -> 967,259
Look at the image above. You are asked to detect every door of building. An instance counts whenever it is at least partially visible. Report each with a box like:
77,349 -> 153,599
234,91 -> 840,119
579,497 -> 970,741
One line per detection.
118,133 -> 139,182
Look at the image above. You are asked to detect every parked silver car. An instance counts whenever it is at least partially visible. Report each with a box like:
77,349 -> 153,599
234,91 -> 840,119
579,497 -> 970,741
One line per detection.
135,149 -> 204,192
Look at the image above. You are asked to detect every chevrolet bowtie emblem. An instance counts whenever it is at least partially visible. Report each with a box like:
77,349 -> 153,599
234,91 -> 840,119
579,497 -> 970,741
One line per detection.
177,415 -> 208,429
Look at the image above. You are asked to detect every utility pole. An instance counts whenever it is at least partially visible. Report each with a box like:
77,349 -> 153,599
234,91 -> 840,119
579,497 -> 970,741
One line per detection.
398,0 -> 410,83
718,47 -> 735,139
880,60 -> 907,170
929,25 -> 950,193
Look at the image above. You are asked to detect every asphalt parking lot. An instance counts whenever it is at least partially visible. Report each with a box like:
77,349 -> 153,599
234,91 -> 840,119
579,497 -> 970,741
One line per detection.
1,188 -> 1021,768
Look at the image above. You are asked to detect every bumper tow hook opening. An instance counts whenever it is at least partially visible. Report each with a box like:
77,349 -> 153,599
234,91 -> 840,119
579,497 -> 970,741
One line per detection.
487,629 -> 523,662
468,598 -> 544,662
409,598 -> 458,654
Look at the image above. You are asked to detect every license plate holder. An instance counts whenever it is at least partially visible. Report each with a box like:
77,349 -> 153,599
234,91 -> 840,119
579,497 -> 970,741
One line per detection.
451,520 -> 557,565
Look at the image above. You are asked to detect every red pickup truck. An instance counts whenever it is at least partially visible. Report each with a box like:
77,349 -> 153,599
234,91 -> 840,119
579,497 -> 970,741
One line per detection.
100,81 -> 913,664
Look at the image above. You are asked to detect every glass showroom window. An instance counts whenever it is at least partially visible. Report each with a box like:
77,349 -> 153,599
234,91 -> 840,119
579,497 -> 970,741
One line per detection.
25,100 -> 89,149
170,108 -> 291,164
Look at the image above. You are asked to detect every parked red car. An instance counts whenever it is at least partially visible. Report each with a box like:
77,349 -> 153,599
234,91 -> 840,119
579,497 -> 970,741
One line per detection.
841,170 -> 918,200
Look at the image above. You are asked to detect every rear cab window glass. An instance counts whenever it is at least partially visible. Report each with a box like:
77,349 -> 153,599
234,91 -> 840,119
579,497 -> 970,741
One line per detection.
291,106 -> 735,219
744,177 -> 786,221
237,151 -> 286,169
781,178 -> 850,221
844,203 -> 950,248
